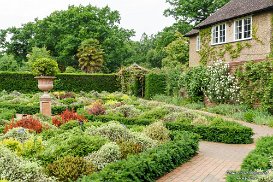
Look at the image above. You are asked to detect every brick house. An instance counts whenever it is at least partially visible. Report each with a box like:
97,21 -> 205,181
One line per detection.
185,0 -> 273,67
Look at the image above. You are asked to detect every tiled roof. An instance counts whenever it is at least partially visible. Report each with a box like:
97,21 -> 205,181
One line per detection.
195,0 -> 273,28
185,29 -> 199,37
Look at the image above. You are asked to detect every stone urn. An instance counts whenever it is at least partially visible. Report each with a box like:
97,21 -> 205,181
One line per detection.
35,76 -> 56,116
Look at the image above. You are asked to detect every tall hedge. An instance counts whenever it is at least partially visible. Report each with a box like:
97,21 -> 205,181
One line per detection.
0,72 -> 120,93
145,73 -> 166,99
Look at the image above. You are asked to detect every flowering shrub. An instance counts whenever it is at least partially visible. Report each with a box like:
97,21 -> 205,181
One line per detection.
205,61 -> 240,104
47,156 -> 95,181
52,109 -> 86,127
87,101 -> 106,116
4,117 -> 43,133
85,142 -> 121,170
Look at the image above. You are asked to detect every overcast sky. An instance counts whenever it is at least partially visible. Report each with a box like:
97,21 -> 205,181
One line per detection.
0,0 -> 175,40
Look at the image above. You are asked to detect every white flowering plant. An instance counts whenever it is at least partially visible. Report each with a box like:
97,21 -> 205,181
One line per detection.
205,60 -> 240,104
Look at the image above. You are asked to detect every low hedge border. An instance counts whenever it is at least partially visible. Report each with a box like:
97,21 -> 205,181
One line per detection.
0,72 -> 120,93
78,131 -> 199,182
86,115 -> 154,126
165,122 -> 253,144
0,103 -> 83,115
226,136 -> 273,182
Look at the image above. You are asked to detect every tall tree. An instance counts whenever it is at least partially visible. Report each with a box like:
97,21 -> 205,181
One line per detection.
77,39 -> 104,73
0,5 -> 134,72
164,0 -> 230,24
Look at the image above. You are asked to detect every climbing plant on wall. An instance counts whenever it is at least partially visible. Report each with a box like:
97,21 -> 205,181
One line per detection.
198,23 -> 263,65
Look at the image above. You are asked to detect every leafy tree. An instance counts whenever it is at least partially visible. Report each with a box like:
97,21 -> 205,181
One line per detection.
0,54 -> 19,71
77,39 -> 104,73
162,32 -> 189,67
164,0 -> 230,24
27,47 -> 52,65
0,5 -> 134,72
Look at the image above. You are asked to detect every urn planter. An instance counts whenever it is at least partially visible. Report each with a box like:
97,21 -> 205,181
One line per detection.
35,76 -> 56,116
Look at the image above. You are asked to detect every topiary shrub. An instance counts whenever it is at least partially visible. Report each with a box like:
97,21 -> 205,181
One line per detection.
143,122 -> 170,142
0,146 -> 55,182
47,156 -> 96,181
85,142 -> 121,170
31,58 -> 59,76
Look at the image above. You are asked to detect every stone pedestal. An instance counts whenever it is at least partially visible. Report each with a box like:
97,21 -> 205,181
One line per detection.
40,92 -> 52,116
35,76 -> 55,117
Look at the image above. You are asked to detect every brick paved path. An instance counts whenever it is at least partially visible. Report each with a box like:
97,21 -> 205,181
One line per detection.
157,108 -> 273,182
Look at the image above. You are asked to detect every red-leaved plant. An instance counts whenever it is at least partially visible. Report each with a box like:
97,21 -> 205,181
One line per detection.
52,109 -> 86,127
87,102 -> 106,116
4,117 -> 43,133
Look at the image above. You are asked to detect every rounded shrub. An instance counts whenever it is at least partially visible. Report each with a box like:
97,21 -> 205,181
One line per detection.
47,156 -> 96,181
31,58 -> 59,76
143,122 -> 170,142
85,142 -> 121,170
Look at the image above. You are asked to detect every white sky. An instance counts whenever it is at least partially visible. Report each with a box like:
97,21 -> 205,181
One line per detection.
0,0 -> 175,40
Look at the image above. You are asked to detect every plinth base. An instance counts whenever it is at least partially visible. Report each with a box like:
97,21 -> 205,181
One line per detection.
40,92 -> 52,116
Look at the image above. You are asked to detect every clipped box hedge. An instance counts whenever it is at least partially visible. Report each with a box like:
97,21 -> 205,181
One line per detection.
0,103 -> 83,115
227,136 -> 273,182
166,122 -> 253,144
0,72 -> 120,93
145,73 -> 166,99
86,115 -> 154,126
78,131 -> 199,182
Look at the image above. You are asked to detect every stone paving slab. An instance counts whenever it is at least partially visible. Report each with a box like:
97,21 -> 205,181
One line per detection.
157,107 -> 273,182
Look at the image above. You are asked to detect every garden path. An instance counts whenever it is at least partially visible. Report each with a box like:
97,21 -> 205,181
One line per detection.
157,107 -> 273,182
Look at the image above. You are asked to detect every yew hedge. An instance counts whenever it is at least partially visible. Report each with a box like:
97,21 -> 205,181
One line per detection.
0,72 -> 120,93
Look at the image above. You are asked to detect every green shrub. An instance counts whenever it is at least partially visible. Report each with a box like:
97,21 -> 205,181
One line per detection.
86,115 -> 153,126
0,103 -> 83,115
139,107 -> 169,120
242,136 -> 273,171
244,111 -> 255,123
0,108 -> 16,120
31,58 -> 59,76
0,72 -> 119,93
47,156 -> 96,182
166,121 -> 253,144
78,131 -> 199,182
180,66 -> 207,102
236,60 -> 273,112
0,146 -> 55,182
117,140 -> 143,159
145,73 -> 166,99
0,127 -> 32,142
86,122 -> 133,142
108,105 -> 141,118
143,122 -> 170,142
85,142 -> 121,170
38,131 -> 107,165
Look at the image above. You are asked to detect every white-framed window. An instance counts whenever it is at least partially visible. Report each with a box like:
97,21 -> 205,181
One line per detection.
212,23 -> 226,45
234,16 -> 252,41
196,35 -> 201,51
